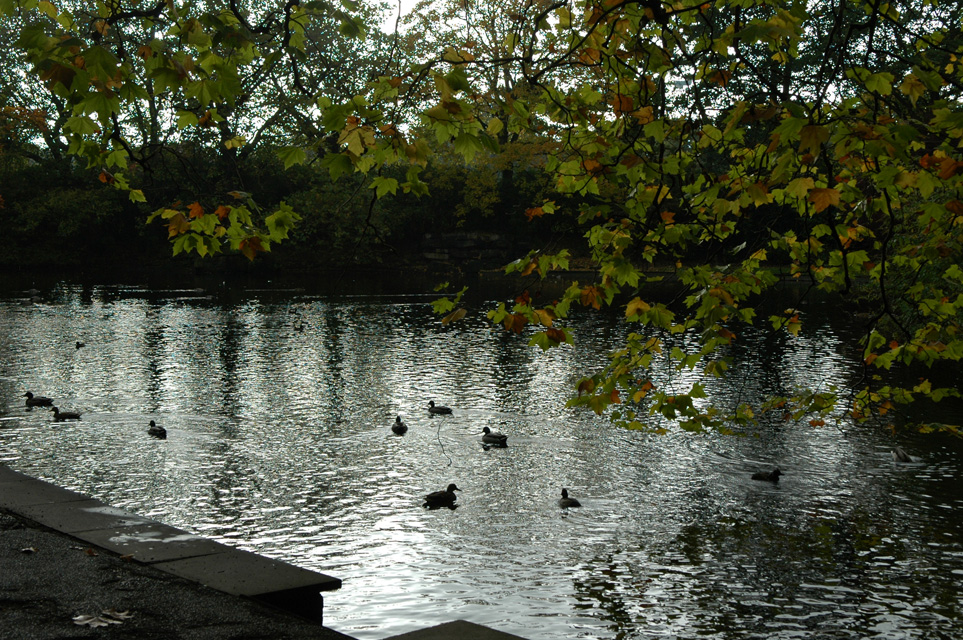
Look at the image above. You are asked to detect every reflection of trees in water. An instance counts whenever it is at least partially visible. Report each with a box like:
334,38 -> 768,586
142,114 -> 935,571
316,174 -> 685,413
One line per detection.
567,491 -> 963,638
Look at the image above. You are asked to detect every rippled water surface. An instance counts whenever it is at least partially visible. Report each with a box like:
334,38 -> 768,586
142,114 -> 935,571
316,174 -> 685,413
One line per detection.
1,281 -> 961,639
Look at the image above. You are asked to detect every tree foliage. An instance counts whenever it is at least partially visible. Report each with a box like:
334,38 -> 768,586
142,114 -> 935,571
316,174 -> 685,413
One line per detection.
2,0 -> 963,433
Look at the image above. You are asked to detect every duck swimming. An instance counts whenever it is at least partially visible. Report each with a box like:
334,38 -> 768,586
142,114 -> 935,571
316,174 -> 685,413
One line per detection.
892,447 -> 912,463
558,488 -> 581,508
423,483 -> 460,508
428,401 -> 452,415
392,416 -> 408,435
148,420 -> 167,439
751,468 -> 781,482
50,406 -> 82,421
481,426 -> 508,447
23,392 -> 53,407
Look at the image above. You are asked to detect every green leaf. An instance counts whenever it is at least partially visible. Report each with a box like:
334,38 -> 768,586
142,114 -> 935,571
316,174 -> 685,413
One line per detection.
277,146 -> 307,169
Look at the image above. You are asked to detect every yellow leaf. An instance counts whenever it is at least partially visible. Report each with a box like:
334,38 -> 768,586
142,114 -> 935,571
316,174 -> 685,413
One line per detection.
534,309 -> 555,327
625,297 -> 650,318
899,74 -> 927,106
786,177 -> 814,199
441,308 -> 467,324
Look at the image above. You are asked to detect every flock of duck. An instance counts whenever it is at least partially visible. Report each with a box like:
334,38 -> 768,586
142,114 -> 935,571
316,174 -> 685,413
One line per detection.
22,391 -> 917,508
22,391 -> 166,439
410,401 -> 580,510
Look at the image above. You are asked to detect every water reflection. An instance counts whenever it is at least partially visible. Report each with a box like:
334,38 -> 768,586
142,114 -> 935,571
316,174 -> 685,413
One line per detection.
0,282 -> 961,639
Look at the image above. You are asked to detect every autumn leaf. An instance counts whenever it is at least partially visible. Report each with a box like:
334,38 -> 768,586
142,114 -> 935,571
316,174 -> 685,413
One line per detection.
580,286 -> 602,309
808,188 -> 840,213
708,69 -> 732,87
515,290 -> 531,305
625,106 -> 652,125
545,327 -> 566,343
525,206 -> 545,220
214,205 -> 230,220
238,237 -> 263,261
504,313 -> 527,333
441,308 -> 467,324
899,74 -> 926,106
167,213 -> 190,237
612,93 -> 633,116
188,202 -> 204,219
577,378 -> 595,396
798,125 -> 829,156
625,297 -> 650,318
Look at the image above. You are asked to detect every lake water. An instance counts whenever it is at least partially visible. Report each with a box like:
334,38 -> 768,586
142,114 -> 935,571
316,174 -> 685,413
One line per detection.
1,279 -> 961,639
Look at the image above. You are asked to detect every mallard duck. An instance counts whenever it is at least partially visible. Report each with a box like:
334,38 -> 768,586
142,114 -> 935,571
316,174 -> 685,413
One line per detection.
423,483 -> 460,508
751,468 -> 781,482
892,447 -> 912,463
50,406 -> 82,421
75,341 -> 85,349
148,420 -> 167,439
23,392 -> 53,407
481,426 -> 508,447
391,416 -> 408,435
558,488 -> 581,508
428,401 -> 452,415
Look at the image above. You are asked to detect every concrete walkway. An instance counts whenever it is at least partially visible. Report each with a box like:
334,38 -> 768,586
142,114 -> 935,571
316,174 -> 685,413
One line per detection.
0,463 -> 527,639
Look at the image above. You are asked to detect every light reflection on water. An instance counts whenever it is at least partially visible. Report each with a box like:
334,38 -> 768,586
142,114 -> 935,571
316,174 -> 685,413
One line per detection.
0,283 -> 961,640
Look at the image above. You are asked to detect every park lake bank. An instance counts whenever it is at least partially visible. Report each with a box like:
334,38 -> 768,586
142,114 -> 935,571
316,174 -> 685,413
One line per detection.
1,280 -> 961,639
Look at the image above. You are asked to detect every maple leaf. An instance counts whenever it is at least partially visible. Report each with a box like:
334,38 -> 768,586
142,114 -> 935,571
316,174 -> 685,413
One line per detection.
515,291 -> 531,305
808,188 -> 840,213
167,213 -> 190,237
525,206 -> 545,220
504,313 -> 527,333
188,202 -> 204,219
214,205 -> 230,220
441,308 -> 467,324
546,327 -> 566,343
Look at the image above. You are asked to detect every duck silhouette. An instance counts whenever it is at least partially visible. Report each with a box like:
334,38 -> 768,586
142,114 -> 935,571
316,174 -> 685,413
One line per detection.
23,392 -> 53,407
50,406 -> 82,421
751,468 -> 781,482
481,426 -> 508,447
148,420 -> 167,439
423,483 -> 460,509
558,488 -> 581,508
892,447 -> 912,463
391,416 -> 408,435
428,401 -> 452,415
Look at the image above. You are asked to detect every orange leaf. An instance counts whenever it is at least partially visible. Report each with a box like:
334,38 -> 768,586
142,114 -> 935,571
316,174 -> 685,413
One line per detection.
580,286 -> 602,310
188,202 -> 204,219
577,378 -> 595,396
167,213 -> 190,237
610,389 -> 621,404
504,313 -> 527,333
515,290 -> 531,305
520,260 -> 537,276
808,188 -> 840,213
708,70 -> 732,87
238,237 -> 263,261
546,327 -> 566,343
525,206 -> 545,221
889,340 -> 899,350
612,93 -> 633,116
660,210 -> 675,224
214,205 -> 230,220
939,158 -> 963,180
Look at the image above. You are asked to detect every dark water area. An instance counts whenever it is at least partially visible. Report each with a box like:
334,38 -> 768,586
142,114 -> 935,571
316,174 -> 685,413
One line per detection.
0,278 -> 961,639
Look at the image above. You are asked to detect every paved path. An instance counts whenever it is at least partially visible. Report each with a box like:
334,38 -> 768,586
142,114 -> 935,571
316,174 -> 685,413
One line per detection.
0,464 -> 527,639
